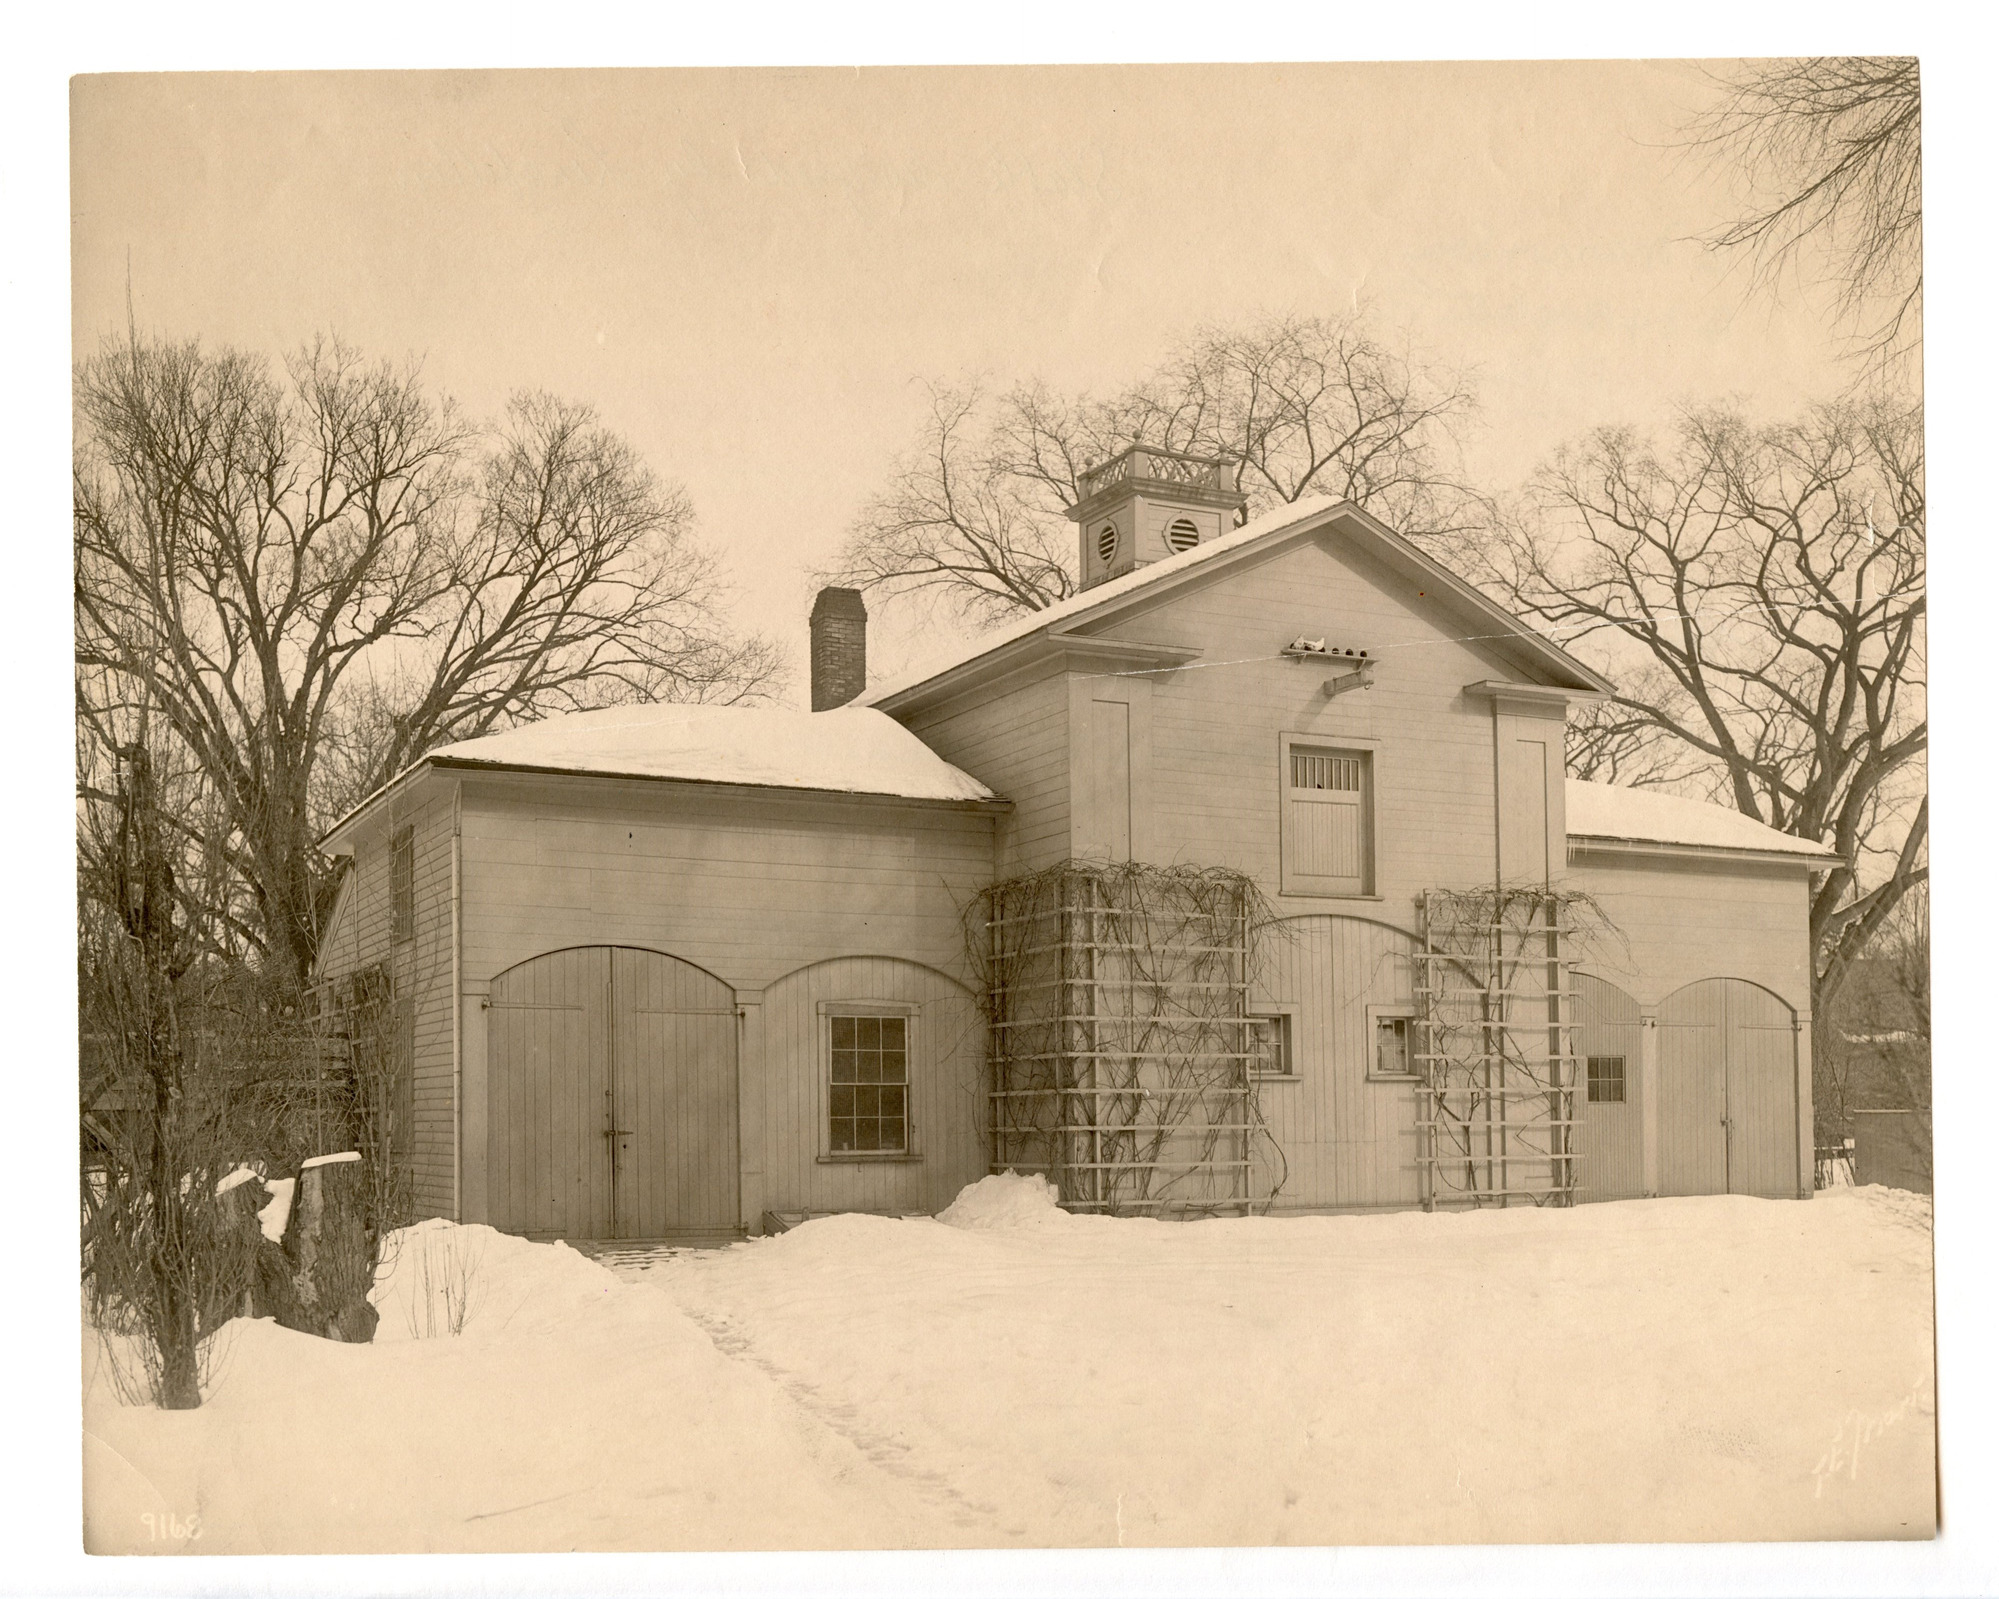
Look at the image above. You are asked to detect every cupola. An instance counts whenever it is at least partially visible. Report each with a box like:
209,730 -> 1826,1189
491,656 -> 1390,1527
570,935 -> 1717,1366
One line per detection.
1065,445 -> 1248,591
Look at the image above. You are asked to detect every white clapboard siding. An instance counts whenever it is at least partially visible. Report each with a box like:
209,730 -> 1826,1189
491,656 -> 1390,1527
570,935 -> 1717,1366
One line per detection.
459,772 -> 995,994
903,670 -> 1072,874
1563,855 -> 1813,1012
758,955 -> 985,1217
313,781 -> 459,1220
1090,536 -> 1511,909
1253,913 -> 1421,1210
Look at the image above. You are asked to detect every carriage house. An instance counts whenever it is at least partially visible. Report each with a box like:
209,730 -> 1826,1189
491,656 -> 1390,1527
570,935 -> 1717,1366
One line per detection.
315,448 -> 1837,1239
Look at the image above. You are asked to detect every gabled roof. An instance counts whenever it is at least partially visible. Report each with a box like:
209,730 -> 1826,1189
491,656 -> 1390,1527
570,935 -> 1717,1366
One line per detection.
319,703 -> 999,851
1565,778 -> 1841,863
861,496 -> 1614,712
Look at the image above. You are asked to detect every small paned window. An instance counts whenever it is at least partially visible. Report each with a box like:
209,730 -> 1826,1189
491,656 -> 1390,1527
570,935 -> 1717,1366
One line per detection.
1373,1013 -> 1416,1079
1166,516 -> 1200,553
1248,1013 -> 1293,1077
390,825 -> 415,944
1098,524 -> 1119,565
830,1014 -> 909,1153
1587,1054 -> 1627,1104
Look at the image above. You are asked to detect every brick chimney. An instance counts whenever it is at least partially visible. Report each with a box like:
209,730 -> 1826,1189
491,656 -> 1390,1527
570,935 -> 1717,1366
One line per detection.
809,587 -> 868,711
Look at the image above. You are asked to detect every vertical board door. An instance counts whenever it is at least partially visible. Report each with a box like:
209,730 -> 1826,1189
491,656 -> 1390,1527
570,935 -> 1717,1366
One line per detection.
1720,981 -> 1800,1198
610,948 -> 740,1236
1656,978 -> 1799,1198
1572,973 -> 1645,1201
1080,698 -> 1133,861
488,945 -> 738,1239
1285,749 -> 1367,894
1656,981 -> 1727,1196
487,945 -> 614,1238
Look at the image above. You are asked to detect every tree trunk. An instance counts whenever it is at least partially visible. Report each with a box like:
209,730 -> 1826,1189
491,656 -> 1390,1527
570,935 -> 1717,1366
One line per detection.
270,1154 -> 380,1344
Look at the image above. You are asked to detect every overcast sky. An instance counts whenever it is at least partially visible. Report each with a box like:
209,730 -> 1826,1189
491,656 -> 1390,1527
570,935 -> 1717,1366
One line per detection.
71,63 -> 1859,693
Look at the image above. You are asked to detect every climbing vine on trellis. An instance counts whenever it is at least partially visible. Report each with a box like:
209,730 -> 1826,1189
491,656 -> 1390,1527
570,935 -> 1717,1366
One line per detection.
969,861 -> 1285,1216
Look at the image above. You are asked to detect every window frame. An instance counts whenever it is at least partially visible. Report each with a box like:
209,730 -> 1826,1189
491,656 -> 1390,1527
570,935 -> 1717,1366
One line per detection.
1278,732 -> 1379,899
389,823 -> 415,945
1586,1053 -> 1628,1104
817,1000 -> 922,1163
1365,1004 -> 1421,1083
1245,1002 -> 1303,1081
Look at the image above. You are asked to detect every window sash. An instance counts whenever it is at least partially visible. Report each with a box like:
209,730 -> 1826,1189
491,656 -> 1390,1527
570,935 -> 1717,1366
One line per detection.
1248,1013 -> 1292,1076
390,825 -> 415,944
828,1012 -> 910,1153
1586,1054 -> 1627,1104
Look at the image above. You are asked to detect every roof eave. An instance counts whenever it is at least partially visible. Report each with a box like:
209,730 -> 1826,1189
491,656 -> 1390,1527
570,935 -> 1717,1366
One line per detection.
870,632 -> 1204,718
316,760 -> 439,856
424,755 -> 1012,814
1567,833 -> 1844,869
868,500 -> 1616,714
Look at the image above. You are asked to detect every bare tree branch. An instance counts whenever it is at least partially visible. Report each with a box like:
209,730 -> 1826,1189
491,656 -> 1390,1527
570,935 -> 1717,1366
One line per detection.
75,331 -> 781,991
1688,57 -> 1922,365
1449,392 -> 1925,1135
824,310 -> 1480,622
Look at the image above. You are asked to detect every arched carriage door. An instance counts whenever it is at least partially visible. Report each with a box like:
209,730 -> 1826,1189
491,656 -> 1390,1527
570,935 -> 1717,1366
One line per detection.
1655,978 -> 1799,1199
487,946 -> 739,1240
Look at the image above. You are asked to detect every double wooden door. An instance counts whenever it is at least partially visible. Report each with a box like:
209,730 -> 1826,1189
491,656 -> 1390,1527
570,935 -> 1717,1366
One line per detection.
487,946 -> 739,1238
1656,978 -> 1798,1199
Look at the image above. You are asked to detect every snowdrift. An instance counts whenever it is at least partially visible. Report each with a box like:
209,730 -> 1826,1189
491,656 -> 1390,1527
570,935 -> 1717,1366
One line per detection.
83,1184 -> 1936,1552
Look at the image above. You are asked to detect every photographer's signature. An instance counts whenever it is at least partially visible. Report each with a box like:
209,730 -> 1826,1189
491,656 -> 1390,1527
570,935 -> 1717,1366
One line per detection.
1810,1380 -> 1930,1497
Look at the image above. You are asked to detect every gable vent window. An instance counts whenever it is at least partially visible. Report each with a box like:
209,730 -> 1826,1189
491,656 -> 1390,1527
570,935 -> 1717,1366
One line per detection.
1280,739 -> 1374,897
1098,524 -> 1119,565
1291,752 -> 1362,792
1166,516 -> 1200,553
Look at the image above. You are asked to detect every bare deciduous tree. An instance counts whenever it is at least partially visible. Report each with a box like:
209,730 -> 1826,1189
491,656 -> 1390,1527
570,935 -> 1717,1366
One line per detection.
1691,57 -> 1922,362
828,311 -> 1479,622
1455,395 -> 1925,1085
75,333 -> 780,993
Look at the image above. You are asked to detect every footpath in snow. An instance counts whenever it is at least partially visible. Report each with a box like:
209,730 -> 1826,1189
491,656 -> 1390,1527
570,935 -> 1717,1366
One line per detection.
82,1179 -> 1936,1553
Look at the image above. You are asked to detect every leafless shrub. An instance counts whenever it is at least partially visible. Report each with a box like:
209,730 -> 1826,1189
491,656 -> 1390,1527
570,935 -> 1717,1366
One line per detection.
397,1228 -> 486,1339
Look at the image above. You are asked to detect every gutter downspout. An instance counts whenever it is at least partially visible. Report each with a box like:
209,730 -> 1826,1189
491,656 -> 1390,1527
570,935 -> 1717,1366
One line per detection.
450,779 -> 463,1222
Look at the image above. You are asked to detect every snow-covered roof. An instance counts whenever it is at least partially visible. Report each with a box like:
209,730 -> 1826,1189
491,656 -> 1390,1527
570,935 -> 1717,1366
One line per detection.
859,496 -> 1340,706
860,494 -> 1612,709
1565,778 -> 1840,861
424,702 -> 998,804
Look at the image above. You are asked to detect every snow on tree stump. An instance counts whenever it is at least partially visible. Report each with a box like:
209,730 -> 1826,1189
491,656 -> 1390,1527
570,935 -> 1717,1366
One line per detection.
209,1166 -> 272,1334
271,1152 -> 380,1344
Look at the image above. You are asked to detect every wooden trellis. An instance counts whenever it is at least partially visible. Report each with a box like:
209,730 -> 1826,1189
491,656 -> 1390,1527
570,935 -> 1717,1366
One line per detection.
1413,886 -> 1586,1210
973,862 -> 1270,1216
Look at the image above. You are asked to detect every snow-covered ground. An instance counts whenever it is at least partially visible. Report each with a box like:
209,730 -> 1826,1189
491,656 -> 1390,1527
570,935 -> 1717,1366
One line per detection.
82,1179 -> 1936,1554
